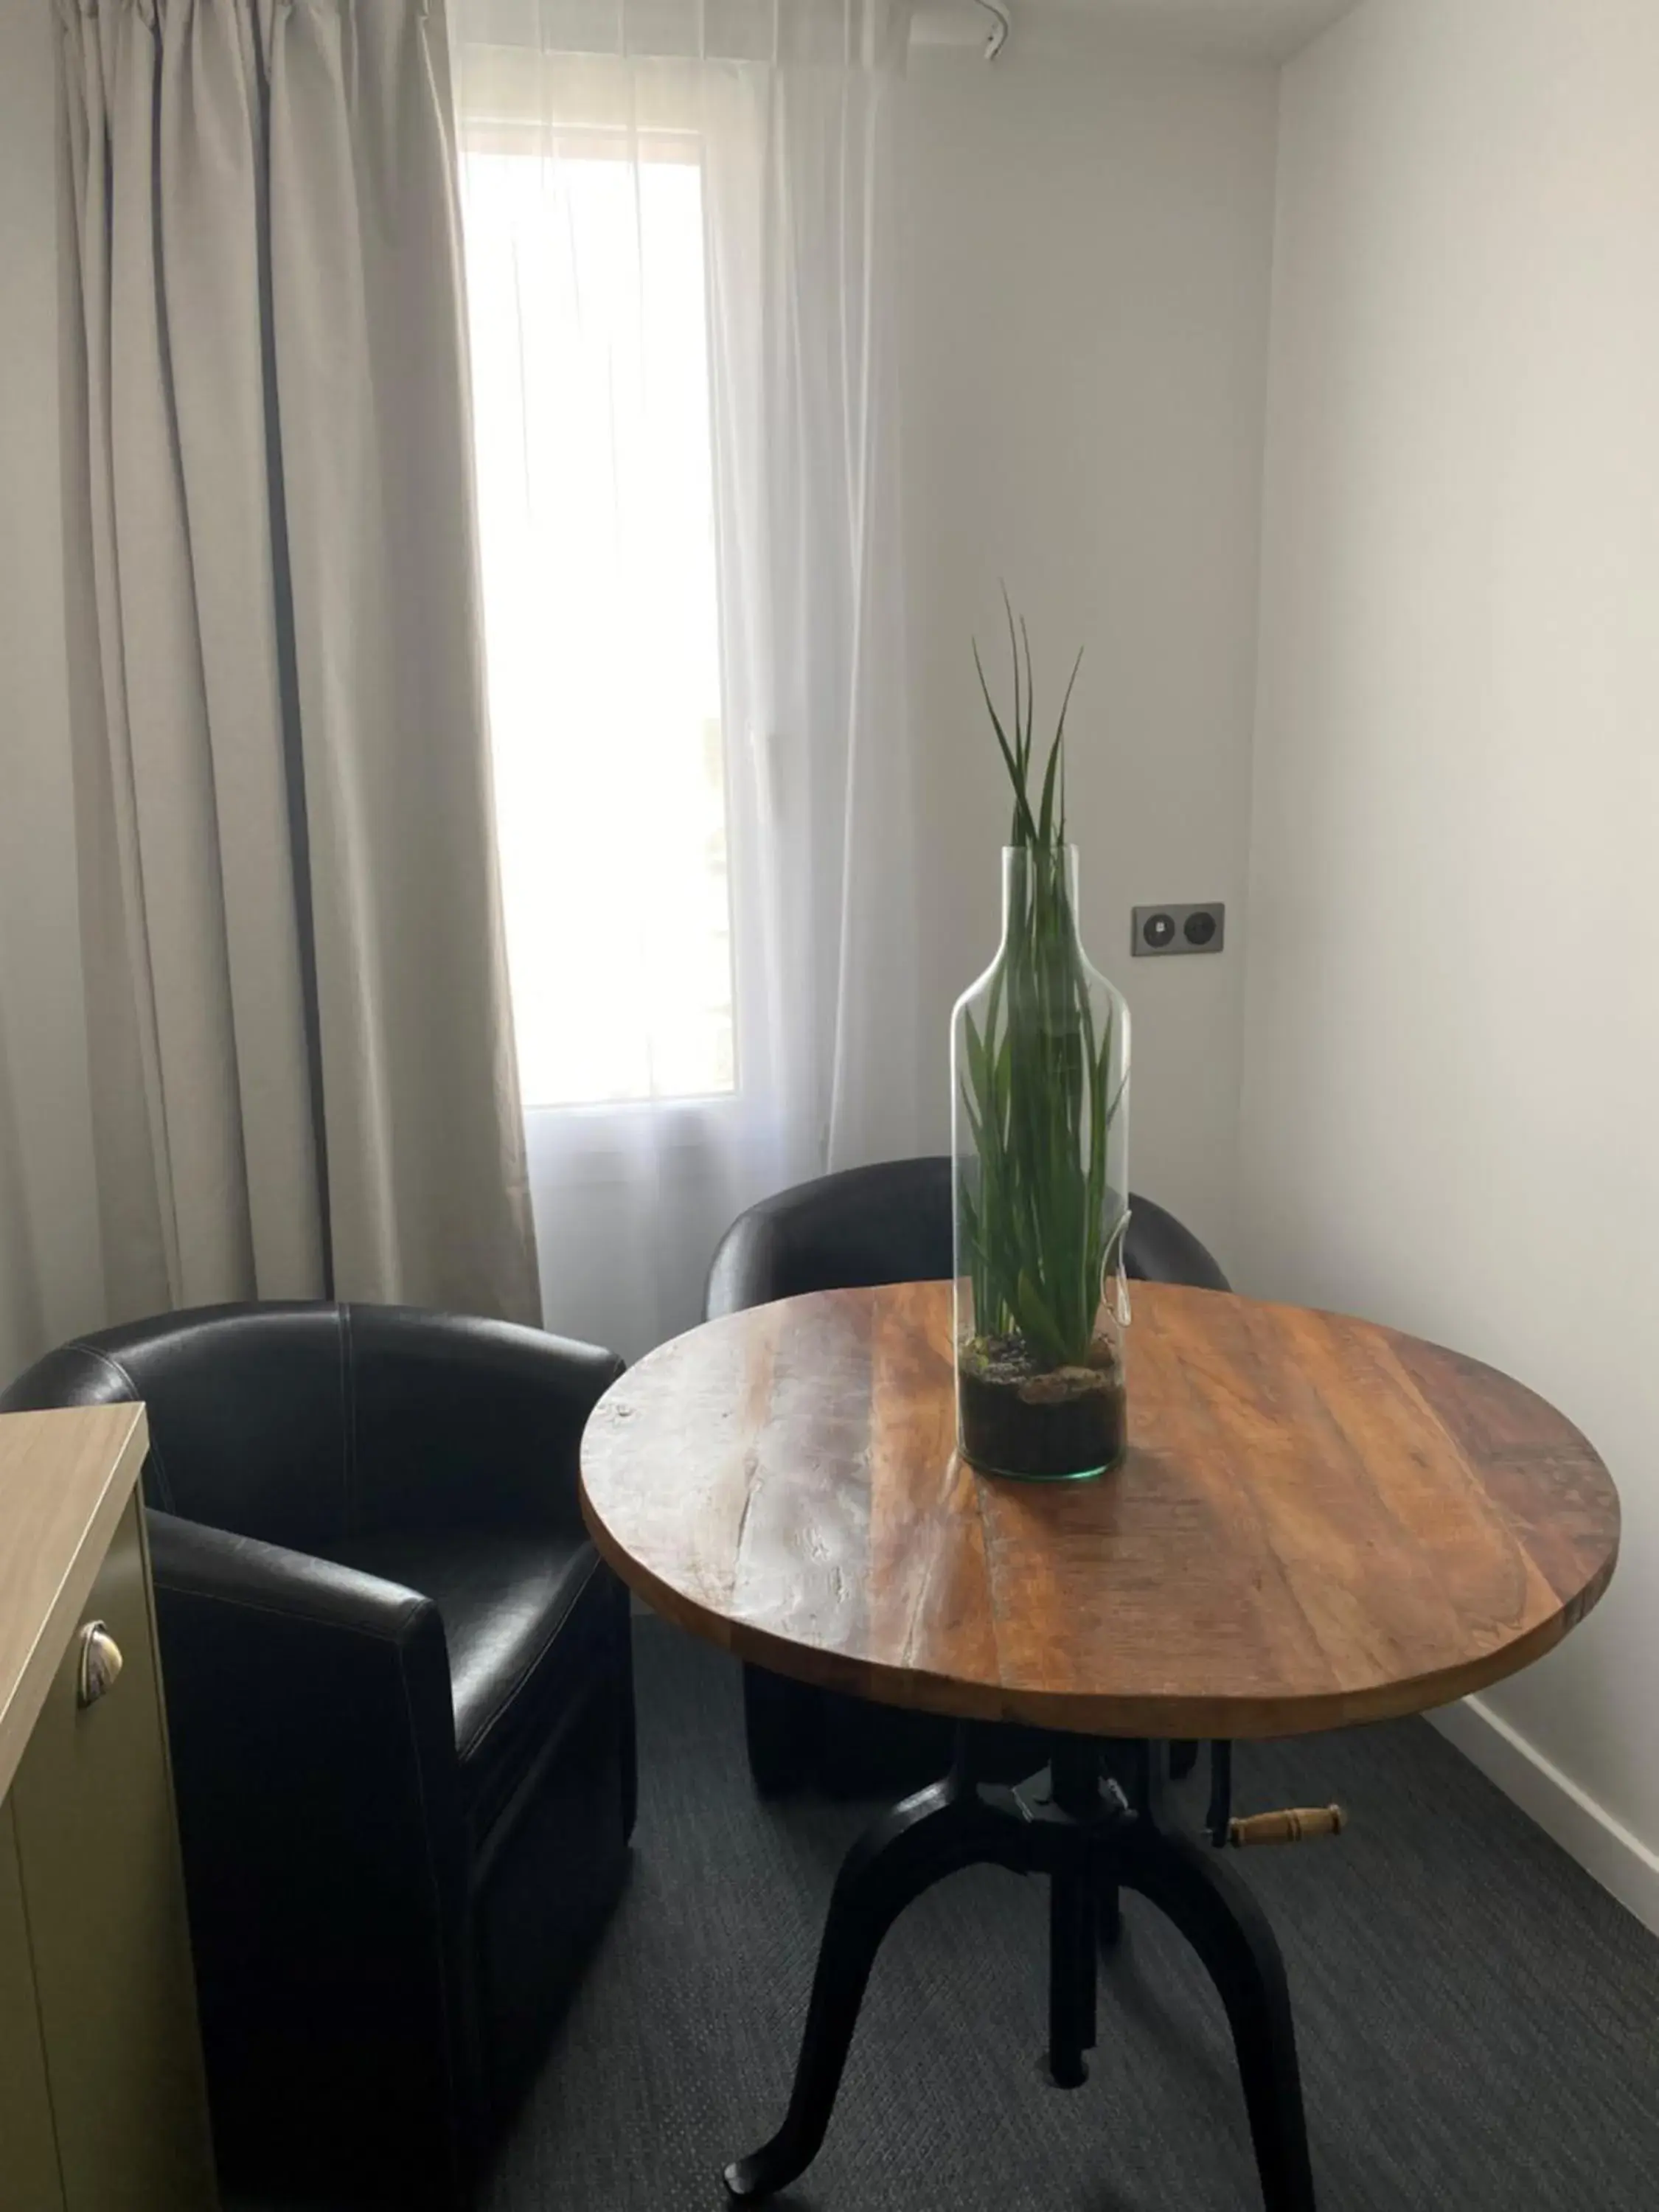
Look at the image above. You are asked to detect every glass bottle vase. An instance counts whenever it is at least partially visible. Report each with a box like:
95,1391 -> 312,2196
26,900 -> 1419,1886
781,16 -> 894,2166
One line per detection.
950,845 -> 1131,1481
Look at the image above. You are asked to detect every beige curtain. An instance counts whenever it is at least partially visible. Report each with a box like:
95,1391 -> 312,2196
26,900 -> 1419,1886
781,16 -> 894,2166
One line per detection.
0,1009 -> 45,1369
56,0 -> 538,1324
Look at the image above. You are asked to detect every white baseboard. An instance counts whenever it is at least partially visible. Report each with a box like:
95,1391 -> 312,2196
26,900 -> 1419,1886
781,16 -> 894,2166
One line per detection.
1430,1696 -> 1659,1938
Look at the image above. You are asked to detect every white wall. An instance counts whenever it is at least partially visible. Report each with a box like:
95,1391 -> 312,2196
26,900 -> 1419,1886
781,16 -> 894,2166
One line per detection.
1240,0 -> 1659,1924
0,0 -> 103,1387
902,28 -> 1279,1274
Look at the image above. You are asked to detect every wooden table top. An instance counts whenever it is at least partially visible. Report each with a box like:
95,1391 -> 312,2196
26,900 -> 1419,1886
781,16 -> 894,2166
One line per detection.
580,1281 -> 1618,1741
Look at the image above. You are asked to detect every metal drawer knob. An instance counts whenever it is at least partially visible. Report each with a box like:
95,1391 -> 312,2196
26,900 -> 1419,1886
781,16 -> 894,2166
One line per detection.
77,1621 -> 124,1708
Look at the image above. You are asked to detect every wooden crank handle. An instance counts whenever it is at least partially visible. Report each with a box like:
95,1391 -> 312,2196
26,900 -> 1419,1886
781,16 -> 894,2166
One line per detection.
1226,1805 -> 1346,1848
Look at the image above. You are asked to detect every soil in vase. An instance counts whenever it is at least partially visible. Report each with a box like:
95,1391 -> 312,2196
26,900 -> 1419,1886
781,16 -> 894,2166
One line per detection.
957,1332 -> 1127,1481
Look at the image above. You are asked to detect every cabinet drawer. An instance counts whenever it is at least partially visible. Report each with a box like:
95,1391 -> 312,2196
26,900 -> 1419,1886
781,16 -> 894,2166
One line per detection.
8,1497 -> 216,2211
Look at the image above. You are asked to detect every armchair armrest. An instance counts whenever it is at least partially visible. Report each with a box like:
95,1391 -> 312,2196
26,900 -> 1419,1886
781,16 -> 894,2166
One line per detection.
145,1509 -> 476,2198
342,1304 -> 624,1537
149,1507 -> 448,1641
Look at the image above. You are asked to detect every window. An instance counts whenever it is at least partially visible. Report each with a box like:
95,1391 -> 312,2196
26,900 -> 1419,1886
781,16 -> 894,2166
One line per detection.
461,137 -> 734,1109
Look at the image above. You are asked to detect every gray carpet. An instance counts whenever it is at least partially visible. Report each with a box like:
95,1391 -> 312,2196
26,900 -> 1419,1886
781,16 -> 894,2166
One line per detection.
481,1617 -> 1659,2211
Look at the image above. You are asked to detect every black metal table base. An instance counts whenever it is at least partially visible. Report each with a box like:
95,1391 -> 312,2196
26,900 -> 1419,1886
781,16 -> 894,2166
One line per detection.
723,1729 -> 1315,2211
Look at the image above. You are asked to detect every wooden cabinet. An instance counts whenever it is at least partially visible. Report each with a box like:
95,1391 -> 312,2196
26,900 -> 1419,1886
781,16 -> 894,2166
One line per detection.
0,1409 -> 217,2212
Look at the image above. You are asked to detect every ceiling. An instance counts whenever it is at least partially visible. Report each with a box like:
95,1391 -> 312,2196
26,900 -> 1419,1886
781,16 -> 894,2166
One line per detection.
938,0 -> 1365,62
1068,0 -> 1362,58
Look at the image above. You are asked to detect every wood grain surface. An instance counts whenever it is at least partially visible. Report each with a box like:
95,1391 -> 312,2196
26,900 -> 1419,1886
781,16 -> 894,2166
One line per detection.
580,1282 -> 1618,1740
0,1405 -> 150,1803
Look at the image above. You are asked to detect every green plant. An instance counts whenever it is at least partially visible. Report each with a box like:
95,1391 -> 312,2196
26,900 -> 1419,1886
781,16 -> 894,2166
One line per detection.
957,605 -> 1127,1368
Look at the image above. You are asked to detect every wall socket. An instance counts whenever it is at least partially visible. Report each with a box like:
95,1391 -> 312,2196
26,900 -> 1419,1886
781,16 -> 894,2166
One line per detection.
1132,902 -> 1226,957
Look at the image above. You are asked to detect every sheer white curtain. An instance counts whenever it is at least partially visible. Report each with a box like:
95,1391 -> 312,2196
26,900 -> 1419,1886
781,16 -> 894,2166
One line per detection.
450,0 -> 919,1356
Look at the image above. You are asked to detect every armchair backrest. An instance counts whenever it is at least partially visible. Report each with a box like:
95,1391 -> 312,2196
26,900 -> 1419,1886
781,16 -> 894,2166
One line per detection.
1,1302 -> 623,1553
0,1304 -> 352,1552
704,1157 -> 1231,1319
706,1158 -> 956,1318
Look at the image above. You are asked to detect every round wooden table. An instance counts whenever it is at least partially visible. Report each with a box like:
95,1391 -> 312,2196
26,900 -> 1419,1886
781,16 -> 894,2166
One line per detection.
581,1280 -> 1618,2211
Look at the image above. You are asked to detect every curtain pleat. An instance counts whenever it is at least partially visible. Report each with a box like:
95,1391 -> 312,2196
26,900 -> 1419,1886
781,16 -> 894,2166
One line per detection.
0,1011 -> 46,1366
56,0 -> 540,1324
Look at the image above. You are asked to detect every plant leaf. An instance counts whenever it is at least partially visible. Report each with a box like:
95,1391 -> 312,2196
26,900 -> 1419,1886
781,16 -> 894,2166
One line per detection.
1054,646 -> 1083,842
1015,1270 -> 1068,1366
1019,615 -> 1035,785
1037,723 -> 1063,846
973,638 -> 1037,845
1001,582 -> 1024,786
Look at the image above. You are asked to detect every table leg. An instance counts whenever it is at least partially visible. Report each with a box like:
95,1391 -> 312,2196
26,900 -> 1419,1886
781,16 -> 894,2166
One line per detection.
1046,1733 -> 1102,2078
1117,1823 -> 1316,2212
1047,1859 -> 1097,2087
1098,1873 -> 1122,1949
723,1767 -> 1023,2203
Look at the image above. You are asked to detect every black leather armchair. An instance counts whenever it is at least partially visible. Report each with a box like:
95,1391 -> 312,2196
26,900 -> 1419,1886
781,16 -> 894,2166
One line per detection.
705,1158 -> 1231,1796
0,1302 -> 634,2210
